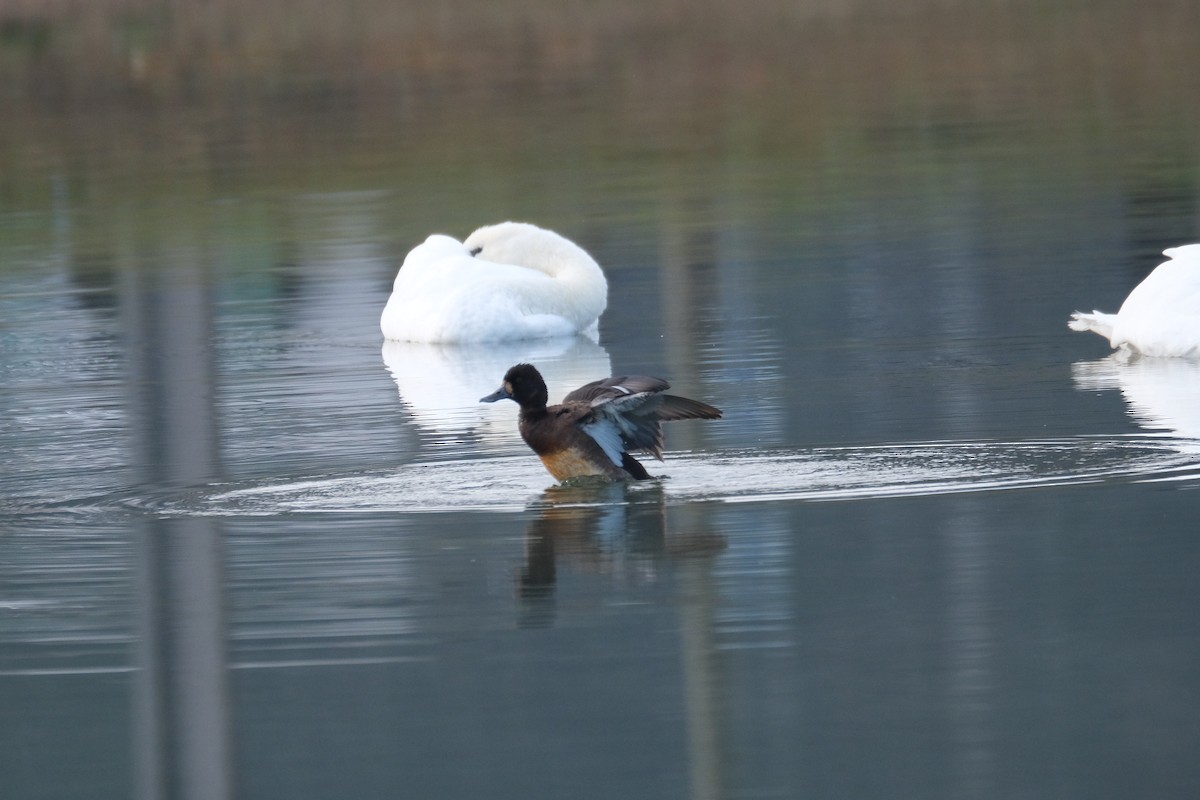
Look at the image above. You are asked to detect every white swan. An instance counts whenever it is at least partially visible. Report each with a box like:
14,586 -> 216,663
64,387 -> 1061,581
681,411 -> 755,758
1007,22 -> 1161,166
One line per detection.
381,222 -> 608,343
1069,245 -> 1200,358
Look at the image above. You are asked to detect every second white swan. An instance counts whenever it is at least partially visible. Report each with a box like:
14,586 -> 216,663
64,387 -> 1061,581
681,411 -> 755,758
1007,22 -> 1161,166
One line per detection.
1069,244 -> 1200,358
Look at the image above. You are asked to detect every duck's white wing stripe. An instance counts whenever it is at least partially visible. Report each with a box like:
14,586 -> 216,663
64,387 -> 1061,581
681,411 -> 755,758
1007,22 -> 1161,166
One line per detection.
579,418 -> 625,467
595,391 -> 658,414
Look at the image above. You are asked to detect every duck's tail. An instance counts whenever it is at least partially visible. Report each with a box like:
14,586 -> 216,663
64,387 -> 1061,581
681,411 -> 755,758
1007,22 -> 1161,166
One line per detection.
1068,311 -> 1118,342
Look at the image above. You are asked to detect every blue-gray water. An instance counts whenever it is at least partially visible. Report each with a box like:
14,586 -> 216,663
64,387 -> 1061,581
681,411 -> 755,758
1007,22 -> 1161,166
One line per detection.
4,3 -> 1200,798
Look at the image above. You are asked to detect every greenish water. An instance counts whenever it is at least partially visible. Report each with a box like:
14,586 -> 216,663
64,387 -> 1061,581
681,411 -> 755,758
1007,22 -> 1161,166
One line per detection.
3,2 -> 1200,798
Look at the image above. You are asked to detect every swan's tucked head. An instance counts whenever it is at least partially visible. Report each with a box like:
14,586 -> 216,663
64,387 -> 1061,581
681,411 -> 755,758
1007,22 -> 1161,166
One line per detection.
462,221 -> 600,278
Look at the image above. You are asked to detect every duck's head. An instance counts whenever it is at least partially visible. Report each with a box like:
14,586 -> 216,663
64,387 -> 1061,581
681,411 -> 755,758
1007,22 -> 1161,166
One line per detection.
480,363 -> 548,409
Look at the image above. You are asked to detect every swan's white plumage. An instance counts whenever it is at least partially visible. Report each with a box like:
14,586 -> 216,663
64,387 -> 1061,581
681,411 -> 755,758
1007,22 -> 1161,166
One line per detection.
381,222 -> 608,343
1069,245 -> 1200,358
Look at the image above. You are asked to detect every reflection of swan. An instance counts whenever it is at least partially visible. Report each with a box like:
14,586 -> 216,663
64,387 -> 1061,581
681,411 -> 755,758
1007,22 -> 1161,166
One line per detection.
1072,356 -> 1200,440
381,222 -> 608,343
1068,245 -> 1200,358
381,337 -> 611,447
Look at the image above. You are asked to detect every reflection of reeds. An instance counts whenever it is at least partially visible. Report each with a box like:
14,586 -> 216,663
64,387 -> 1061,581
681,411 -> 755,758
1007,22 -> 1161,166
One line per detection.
3,0 -> 1197,120
1,0 -> 1197,227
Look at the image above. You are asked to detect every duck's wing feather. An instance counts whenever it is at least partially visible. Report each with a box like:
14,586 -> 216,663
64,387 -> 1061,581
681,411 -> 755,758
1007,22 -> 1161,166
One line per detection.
562,375 -> 670,404
571,376 -> 722,462
577,412 -> 629,467
654,395 -> 724,421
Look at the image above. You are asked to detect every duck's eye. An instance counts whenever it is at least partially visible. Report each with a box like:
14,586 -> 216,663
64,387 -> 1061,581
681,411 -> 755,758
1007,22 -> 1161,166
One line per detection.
469,246 -> 482,256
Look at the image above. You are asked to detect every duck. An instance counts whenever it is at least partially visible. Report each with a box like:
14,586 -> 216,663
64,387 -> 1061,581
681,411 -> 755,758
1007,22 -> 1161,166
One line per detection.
480,363 -> 722,481
1068,245 -> 1200,358
381,222 -> 608,343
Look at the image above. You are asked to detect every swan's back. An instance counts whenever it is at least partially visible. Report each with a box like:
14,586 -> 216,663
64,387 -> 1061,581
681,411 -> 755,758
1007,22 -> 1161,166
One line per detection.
1110,246 -> 1200,357
381,223 -> 608,343
1118,246 -> 1200,318
1070,245 -> 1200,358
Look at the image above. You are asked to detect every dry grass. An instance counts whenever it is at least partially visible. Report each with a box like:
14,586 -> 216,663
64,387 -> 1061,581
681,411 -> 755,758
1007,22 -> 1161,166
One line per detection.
1,0 -> 1197,210
1,0 -> 1196,121
0,0 -> 1196,263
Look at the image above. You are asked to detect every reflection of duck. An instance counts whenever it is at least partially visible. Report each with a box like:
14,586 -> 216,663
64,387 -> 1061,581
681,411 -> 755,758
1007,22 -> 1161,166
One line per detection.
1072,356 -> 1200,440
381,222 -> 608,343
517,482 -> 725,627
481,363 -> 722,481
1069,245 -> 1200,358
381,338 -> 611,448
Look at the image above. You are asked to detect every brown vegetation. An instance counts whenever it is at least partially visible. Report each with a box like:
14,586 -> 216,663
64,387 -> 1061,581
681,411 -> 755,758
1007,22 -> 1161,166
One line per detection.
1,0 -> 1197,224
1,0 -> 1196,123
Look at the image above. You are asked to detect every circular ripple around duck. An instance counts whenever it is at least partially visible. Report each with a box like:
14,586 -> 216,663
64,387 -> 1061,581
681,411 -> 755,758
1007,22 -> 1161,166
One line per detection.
122,435 -> 1200,517
680,436 -> 1200,504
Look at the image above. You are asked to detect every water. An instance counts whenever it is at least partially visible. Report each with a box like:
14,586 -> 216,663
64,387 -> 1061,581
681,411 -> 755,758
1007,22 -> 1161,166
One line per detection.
4,2 -> 1200,798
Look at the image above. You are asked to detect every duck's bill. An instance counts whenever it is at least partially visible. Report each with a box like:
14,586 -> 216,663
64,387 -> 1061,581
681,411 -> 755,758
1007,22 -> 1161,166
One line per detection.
480,387 -> 511,403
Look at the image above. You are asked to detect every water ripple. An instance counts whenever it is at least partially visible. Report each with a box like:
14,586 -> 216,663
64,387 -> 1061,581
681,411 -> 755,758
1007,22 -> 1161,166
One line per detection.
120,435 -> 1200,517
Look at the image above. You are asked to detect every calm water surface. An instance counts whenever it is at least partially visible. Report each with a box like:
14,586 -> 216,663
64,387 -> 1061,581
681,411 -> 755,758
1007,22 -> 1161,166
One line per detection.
4,2 -> 1200,798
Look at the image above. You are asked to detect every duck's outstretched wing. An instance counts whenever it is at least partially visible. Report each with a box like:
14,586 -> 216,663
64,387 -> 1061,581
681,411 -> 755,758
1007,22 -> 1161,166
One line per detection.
571,376 -> 722,463
562,375 -> 670,404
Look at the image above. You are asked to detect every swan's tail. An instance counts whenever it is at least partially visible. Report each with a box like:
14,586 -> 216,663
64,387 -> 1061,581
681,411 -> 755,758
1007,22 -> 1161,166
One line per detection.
1068,311 -> 1118,341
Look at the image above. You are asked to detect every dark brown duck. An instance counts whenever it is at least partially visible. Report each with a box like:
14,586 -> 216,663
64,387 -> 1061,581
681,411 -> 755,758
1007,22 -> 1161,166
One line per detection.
481,363 -> 722,481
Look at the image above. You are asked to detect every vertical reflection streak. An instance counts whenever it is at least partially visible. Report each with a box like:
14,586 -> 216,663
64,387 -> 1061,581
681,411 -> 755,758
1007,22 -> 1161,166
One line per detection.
678,558 -> 724,800
122,237 -> 232,800
945,505 -> 996,799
